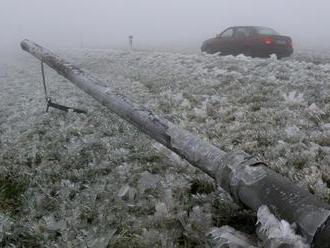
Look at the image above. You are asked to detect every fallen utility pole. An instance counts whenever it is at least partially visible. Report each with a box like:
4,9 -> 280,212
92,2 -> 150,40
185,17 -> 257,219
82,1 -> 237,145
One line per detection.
21,39 -> 330,247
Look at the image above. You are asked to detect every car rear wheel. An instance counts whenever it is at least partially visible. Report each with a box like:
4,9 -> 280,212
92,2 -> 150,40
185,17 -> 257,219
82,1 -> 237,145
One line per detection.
276,54 -> 285,60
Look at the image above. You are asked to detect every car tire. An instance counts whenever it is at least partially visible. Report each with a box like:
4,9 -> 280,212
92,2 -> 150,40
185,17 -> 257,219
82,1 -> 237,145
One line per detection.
243,47 -> 253,58
206,47 -> 217,54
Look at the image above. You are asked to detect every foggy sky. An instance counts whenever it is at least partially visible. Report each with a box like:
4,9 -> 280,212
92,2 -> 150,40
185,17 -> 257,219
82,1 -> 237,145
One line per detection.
1,0 -> 330,51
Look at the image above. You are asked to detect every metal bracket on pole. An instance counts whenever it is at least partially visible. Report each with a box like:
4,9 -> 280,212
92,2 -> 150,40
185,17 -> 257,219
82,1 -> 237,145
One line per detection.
40,61 -> 87,114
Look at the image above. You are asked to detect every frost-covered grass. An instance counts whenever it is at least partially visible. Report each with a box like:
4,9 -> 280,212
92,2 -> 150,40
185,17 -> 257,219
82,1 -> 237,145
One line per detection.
1,48 -> 330,247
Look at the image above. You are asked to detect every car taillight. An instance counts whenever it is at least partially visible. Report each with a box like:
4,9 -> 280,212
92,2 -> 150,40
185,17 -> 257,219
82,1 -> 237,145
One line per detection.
289,40 -> 293,48
263,37 -> 273,45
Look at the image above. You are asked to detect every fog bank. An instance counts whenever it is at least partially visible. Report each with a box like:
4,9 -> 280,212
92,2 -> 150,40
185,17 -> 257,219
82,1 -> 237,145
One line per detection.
1,0 -> 330,51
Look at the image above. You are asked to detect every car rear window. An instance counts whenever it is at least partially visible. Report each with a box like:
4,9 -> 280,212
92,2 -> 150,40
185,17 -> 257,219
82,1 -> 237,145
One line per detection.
255,27 -> 279,35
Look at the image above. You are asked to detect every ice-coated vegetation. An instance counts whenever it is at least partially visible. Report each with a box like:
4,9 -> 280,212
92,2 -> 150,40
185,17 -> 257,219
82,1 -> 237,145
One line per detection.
256,205 -> 309,247
1,48 -> 330,247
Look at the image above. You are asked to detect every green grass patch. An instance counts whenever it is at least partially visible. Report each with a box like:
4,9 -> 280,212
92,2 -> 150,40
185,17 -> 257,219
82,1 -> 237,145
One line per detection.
0,225 -> 42,248
0,174 -> 28,215
212,199 -> 256,234
190,178 -> 215,195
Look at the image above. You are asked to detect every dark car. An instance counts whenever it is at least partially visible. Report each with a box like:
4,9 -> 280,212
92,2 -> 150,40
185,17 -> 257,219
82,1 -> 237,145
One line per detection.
201,26 -> 293,58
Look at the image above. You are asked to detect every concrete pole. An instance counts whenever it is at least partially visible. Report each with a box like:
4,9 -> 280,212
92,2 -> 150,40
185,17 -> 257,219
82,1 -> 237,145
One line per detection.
21,39 -> 330,247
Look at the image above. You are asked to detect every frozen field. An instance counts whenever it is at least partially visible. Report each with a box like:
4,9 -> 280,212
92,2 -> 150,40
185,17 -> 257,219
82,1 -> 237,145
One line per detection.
1,47 -> 330,247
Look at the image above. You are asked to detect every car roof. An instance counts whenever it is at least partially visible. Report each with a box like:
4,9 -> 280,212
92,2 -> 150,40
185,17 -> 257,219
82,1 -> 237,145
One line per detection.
226,26 -> 271,30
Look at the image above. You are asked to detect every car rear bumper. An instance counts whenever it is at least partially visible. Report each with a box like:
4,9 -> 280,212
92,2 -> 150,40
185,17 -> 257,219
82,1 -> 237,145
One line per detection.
256,45 -> 293,58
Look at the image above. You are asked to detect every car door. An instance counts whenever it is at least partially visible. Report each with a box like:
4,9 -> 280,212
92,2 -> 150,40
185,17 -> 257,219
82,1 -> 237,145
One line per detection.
232,27 -> 251,55
214,28 -> 234,55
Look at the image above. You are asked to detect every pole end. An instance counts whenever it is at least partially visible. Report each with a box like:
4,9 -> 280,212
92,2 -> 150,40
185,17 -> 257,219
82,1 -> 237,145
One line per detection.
20,39 -> 30,51
313,217 -> 330,248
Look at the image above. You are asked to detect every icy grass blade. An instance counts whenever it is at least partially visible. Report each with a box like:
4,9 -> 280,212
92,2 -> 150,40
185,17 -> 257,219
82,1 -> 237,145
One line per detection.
257,205 -> 309,248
